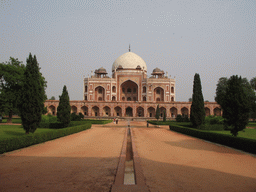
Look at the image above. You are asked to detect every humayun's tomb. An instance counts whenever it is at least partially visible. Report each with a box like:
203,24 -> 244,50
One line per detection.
45,48 -> 221,119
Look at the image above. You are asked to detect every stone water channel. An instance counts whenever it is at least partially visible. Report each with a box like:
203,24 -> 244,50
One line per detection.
124,127 -> 135,184
112,121 -> 149,192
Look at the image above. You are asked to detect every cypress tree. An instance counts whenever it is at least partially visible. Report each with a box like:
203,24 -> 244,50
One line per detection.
190,73 -> 205,128
57,85 -> 71,127
222,75 -> 250,136
163,110 -> 166,122
18,53 -> 45,134
155,104 -> 160,121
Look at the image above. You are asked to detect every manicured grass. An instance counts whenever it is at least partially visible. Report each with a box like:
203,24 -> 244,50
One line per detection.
0,118 -> 22,124
81,119 -> 113,124
0,123 -> 92,154
149,120 -> 256,139
169,124 -> 256,154
0,125 -> 57,140
248,122 -> 256,128
147,120 -> 180,126
0,119 -> 112,154
211,129 -> 256,140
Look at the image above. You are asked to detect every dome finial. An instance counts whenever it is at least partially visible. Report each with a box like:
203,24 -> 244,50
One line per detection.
129,44 -> 131,52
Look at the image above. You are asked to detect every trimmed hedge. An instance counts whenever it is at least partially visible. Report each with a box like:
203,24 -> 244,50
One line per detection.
82,119 -> 112,124
38,121 -> 90,129
169,124 -> 256,154
0,123 -> 91,154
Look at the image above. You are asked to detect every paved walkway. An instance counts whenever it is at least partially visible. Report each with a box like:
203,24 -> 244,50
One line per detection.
1,121 -> 256,191
132,121 -> 256,191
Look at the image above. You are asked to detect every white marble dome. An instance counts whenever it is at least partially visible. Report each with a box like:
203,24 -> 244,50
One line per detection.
112,52 -> 147,71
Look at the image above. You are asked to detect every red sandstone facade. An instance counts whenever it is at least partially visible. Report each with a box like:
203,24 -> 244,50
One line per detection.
45,51 -> 221,119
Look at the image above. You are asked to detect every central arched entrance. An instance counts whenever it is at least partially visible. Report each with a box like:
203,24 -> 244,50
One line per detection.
121,80 -> 138,101
126,107 -> 133,117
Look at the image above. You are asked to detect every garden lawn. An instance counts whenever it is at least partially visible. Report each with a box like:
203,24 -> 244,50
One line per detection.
248,122 -> 256,128
0,125 -> 57,140
0,118 -> 22,124
211,129 -> 256,140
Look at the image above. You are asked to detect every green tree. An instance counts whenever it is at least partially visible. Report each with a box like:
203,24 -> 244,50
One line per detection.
163,110 -> 166,122
190,73 -> 205,128
57,85 -> 71,127
221,75 -> 251,136
18,53 -> 46,134
155,104 -> 160,121
0,57 -> 25,123
216,76 -> 256,123
215,77 -> 228,106
49,96 -> 55,100
250,77 -> 256,91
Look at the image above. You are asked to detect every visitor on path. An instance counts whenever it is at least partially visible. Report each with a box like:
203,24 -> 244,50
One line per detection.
116,118 -> 118,124
114,118 -> 116,124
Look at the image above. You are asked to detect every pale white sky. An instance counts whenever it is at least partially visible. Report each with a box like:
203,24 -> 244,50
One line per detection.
1,0 -> 255,101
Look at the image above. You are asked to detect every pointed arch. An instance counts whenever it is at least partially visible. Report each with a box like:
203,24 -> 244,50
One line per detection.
95,86 -> 105,101
154,87 -> 164,102
137,107 -> 144,117
121,80 -> 138,101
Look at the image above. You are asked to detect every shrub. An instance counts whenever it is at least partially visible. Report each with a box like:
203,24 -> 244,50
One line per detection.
205,116 -> 224,125
176,114 -> 183,122
176,114 -> 190,122
71,112 -> 80,121
70,112 -> 85,121
79,112 -> 84,119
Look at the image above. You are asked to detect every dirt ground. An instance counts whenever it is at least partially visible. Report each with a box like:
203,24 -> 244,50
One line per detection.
0,123 -> 126,192
1,121 -> 256,192
132,121 -> 256,192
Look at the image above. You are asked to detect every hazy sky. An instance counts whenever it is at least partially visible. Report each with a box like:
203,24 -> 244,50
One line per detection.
1,0 -> 255,101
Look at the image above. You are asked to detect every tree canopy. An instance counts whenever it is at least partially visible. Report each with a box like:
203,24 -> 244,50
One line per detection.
49,96 -> 55,100
250,77 -> 256,91
190,73 -> 205,128
215,76 -> 256,125
0,57 -> 25,122
57,85 -> 71,127
18,53 -> 46,134
216,75 -> 253,136
155,104 -> 160,121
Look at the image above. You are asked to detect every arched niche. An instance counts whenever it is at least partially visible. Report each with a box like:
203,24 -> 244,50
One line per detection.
114,106 -> 122,117
137,107 -> 144,117
205,107 -> 210,116
81,106 -> 88,116
103,106 -> 111,116
154,87 -> 164,102
95,86 -> 105,101
49,105 -> 56,115
147,107 -> 155,118
71,106 -> 77,114
170,107 -> 177,118
92,106 -> 99,116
